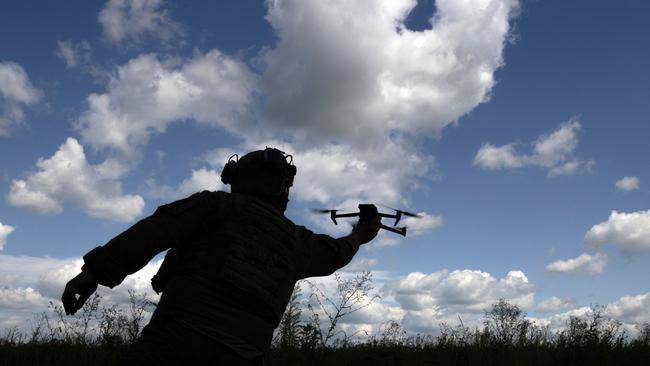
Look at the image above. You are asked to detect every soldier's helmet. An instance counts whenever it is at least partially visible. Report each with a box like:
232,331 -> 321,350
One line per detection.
220,147 -> 296,212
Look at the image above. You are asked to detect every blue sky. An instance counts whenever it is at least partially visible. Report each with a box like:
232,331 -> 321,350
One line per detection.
1,0 -> 649,336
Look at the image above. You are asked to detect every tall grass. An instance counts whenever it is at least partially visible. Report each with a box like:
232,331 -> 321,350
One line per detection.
1,287 -> 649,365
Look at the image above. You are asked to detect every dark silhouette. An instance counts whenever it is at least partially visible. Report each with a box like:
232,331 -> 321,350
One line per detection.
61,147 -> 381,365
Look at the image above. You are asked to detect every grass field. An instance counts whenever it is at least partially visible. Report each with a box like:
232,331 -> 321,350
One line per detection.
2,288 -> 649,365
1,343 -> 650,366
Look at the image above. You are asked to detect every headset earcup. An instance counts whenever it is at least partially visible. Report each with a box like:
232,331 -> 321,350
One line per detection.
220,161 -> 238,184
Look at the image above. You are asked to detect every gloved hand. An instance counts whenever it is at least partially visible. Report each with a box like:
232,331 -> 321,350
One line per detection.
61,269 -> 99,315
352,216 -> 381,244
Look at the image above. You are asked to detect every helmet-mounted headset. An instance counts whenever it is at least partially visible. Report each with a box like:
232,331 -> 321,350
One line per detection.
220,147 -> 296,189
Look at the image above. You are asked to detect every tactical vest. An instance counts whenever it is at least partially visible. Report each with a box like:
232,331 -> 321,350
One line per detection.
155,192 -> 303,327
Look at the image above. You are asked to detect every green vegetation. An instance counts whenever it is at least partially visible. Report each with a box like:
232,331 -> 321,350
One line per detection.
2,276 -> 649,365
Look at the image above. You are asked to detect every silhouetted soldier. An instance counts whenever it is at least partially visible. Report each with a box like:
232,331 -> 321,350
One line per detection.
61,147 -> 380,365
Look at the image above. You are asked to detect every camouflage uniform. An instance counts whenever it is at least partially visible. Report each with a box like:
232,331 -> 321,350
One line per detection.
82,190 -> 362,362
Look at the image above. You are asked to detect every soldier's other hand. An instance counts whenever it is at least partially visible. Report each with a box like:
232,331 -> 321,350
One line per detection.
352,216 -> 381,245
61,270 -> 98,315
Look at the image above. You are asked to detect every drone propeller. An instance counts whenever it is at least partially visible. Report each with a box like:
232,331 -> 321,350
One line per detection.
310,208 -> 337,214
380,204 -> 423,218
311,208 -> 358,225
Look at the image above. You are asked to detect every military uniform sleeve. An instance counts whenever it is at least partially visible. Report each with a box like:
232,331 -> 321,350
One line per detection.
296,226 -> 362,279
82,190 -> 228,288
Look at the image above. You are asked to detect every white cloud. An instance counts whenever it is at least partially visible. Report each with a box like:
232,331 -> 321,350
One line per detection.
73,0 -> 520,227
0,61 -> 42,136
389,269 -> 535,313
76,51 -> 258,161
373,237 -> 401,249
261,0 -> 520,146
473,118 -> 593,176
98,0 -> 183,44
536,296 -> 576,313
0,255 -> 78,286
606,292 -> 650,325
210,140 -> 441,242
545,252 -> 608,275
286,142 -> 436,206
3,251 -> 648,342
55,40 -> 92,69
0,254 -> 162,333
540,293 -> 650,337
402,213 -> 443,236
343,257 -> 379,272
584,210 -> 650,258
616,176 -> 640,192
0,287 -> 50,311
247,0 -> 518,224
302,268 -> 535,337
0,222 -> 15,251
7,137 -> 144,222
147,168 -> 225,201
176,168 -> 223,196
0,255 -> 84,331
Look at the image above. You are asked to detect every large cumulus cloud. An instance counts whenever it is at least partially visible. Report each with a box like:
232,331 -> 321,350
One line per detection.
0,254 -> 161,332
261,0 -> 519,146
7,138 -> 144,222
12,0 -> 521,228
76,51 -> 259,161
388,269 -> 534,313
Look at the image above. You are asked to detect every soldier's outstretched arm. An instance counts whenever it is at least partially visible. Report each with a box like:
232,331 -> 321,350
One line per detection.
62,191 -> 227,314
298,216 -> 380,278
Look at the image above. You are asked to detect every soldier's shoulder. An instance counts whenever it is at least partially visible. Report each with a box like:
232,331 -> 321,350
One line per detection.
155,190 -> 228,215
191,189 -> 231,201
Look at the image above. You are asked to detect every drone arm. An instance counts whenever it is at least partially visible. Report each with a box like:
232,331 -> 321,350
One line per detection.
394,211 -> 402,226
380,224 -> 407,237
334,212 -> 361,218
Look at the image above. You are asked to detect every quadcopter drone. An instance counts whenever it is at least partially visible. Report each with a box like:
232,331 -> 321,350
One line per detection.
311,204 -> 422,236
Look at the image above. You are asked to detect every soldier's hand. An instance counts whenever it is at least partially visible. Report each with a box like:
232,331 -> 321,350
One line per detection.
352,216 -> 381,244
61,270 -> 98,315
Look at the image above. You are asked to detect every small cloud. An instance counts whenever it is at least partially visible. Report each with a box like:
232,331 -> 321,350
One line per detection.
54,40 -> 92,69
389,269 -> 535,313
473,118 -> 593,177
402,213 -> 443,236
146,168 -> 225,201
7,138 -> 144,222
373,237 -> 400,249
545,252 -> 608,275
584,210 -> 650,258
98,0 -> 184,44
0,61 -> 42,136
343,258 -> 378,272
615,176 -> 640,192
0,222 -> 15,250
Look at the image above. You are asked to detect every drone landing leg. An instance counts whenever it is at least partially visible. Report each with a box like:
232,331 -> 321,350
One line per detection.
380,224 -> 406,236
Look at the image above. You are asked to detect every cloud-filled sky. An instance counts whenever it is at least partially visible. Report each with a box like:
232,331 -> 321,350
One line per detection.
1,0 -> 649,337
